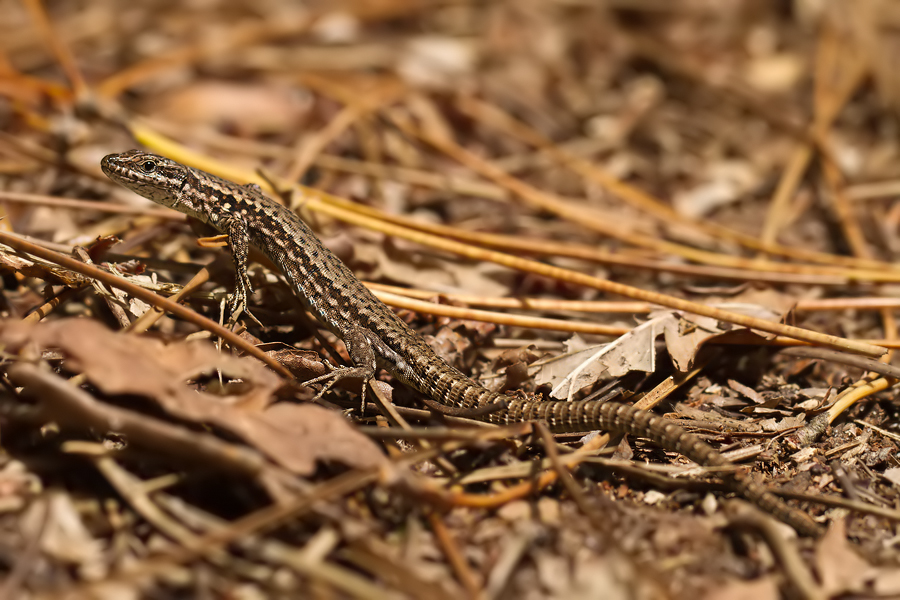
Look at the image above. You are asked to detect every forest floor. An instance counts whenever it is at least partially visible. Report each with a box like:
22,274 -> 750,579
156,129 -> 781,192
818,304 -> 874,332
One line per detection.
2,1 -> 900,598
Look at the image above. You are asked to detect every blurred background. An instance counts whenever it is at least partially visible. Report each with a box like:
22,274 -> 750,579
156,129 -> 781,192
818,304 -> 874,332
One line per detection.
3,0 -> 900,267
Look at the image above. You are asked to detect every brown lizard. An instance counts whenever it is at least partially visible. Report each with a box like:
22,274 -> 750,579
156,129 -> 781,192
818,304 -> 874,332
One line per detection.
101,150 -> 822,537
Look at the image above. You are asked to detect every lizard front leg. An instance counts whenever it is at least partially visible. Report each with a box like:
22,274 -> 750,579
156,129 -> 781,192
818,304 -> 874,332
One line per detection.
223,216 -> 254,326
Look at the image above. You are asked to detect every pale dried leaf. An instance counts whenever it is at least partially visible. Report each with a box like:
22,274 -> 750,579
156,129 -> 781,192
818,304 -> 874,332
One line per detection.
744,53 -> 806,93
155,81 -> 312,136
399,36 -> 478,89
884,467 -> 900,488
562,334 -> 595,354
673,161 -> 758,218
537,304 -> 784,399
815,518 -> 878,596
21,495 -> 105,573
873,567 -> 900,596
539,319 -> 657,400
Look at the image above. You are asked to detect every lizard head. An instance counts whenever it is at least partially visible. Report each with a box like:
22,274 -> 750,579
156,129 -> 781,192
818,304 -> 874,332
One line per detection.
101,150 -> 207,220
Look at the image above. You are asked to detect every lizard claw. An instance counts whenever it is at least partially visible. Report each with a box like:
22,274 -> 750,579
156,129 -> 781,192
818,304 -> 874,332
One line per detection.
303,365 -> 371,412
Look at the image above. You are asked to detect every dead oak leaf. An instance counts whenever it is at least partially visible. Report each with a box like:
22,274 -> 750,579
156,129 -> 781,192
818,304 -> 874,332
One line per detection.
0,319 -> 385,474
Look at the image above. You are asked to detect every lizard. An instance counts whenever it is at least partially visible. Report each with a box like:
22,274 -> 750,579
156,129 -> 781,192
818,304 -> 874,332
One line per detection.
100,149 -> 822,537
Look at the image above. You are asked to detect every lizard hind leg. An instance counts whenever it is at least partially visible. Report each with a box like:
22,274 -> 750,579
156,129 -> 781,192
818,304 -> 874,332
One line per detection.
304,327 -> 378,414
303,363 -> 372,406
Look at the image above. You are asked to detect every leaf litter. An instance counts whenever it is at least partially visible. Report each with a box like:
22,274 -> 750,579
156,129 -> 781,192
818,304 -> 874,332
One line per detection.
0,319 -> 385,475
2,1 -> 900,598
536,304 -> 781,400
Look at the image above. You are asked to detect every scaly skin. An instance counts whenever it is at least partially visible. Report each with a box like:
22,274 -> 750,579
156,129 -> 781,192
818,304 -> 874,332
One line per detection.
101,150 -> 822,536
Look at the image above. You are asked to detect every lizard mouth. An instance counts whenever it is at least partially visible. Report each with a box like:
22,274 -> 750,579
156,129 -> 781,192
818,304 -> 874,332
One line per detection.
100,153 -> 128,183
99,154 -> 115,176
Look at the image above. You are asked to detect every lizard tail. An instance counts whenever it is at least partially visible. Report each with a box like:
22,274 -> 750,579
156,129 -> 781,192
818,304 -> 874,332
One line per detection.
403,340 -> 821,536
458,386 -> 824,537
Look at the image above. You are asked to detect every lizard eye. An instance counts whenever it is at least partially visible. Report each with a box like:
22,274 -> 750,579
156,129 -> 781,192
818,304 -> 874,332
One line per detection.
141,161 -> 157,173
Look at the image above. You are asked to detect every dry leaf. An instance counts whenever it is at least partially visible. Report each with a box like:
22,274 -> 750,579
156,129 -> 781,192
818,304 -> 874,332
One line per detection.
534,304 -> 784,400
883,467 -> 900,488
20,495 -> 105,574
155,81 -> 312,136
815,518 -> 878,596
399,36 -> 478,89
247,402 -> 386,474
872,567 -> 900,596
0,319 -> 386,474
673,160 -> 758,219
538,319 -> 657,400
659,304 -> 782,369
744,53 -> 806,92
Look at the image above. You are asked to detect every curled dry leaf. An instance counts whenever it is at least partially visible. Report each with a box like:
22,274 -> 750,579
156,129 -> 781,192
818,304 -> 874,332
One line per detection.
660,303 -> 781,370
535,304 -> 783,400
0,319 -> 386,474
539,319 -> 657,401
